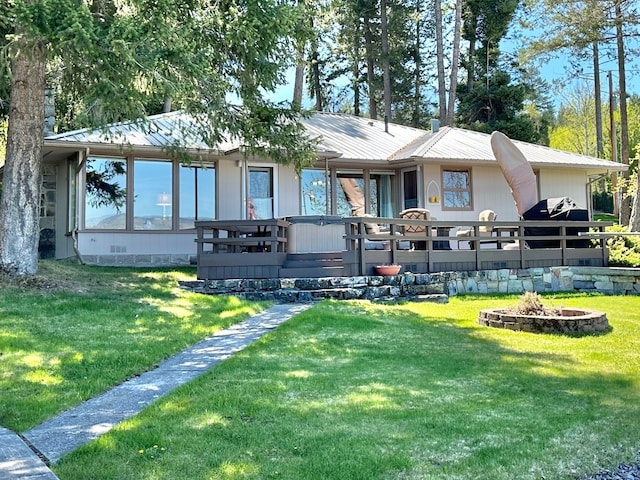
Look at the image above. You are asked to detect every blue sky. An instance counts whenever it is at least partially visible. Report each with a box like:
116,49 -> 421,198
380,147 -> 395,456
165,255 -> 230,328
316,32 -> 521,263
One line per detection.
269,37 -> 640,115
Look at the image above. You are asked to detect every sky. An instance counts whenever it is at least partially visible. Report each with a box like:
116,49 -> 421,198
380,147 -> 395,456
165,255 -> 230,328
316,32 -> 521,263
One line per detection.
268,33 -> 640,115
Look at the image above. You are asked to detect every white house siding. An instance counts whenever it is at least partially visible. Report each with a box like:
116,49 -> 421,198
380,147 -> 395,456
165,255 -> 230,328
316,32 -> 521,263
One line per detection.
420,165 -> 520,223
471,166 -> 521,221
77,231 -> 196,265
53,160 -> 75,260
217,160 -> 243,220
277,166 -> 301,217
420,164 -> 442,218
538,169 -> 589,210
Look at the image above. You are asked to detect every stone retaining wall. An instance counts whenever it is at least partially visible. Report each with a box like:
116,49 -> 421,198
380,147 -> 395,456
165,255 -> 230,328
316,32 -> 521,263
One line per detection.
450,266 -> 640,296
179,267 -> 640,303
179,274 -> 450,303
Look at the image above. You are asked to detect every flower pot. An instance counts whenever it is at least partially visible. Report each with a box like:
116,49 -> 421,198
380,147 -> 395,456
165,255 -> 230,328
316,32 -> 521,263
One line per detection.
375,265 -> 401,276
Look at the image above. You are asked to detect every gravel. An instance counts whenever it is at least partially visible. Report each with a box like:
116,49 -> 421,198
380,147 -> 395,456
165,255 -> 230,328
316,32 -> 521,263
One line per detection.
582,461 -> 640,480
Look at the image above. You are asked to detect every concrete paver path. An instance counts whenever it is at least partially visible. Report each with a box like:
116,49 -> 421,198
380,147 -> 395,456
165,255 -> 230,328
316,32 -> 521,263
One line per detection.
0,303 -> 310,479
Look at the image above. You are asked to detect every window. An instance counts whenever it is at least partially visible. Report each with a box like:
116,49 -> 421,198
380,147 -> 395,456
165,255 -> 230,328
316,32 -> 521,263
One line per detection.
403,169 -> 418,209
442,169 -> 472,210
335,171 -> 395,217
133,159 -> 173,230
179,164 -> 216,229
84,156 -> 127,229
248,167 -> 273,219
300,169 -> 329,215
371,173 -> 394,217
336,174 -> 365,216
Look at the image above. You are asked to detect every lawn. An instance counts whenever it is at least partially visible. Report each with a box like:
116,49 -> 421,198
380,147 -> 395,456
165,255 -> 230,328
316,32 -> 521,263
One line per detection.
44,286 -> 640,479
0,261 -> 265,432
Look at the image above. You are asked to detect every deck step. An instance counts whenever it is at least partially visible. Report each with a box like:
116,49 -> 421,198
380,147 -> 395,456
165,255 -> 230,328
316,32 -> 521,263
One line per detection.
283,252 -> 343,269
279,266 -> 344,278
283,259 -> 342,268
285,252 -> 342,260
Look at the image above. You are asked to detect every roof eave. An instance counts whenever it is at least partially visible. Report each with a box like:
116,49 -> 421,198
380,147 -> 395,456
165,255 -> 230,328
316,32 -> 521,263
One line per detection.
42,140 -> 238,158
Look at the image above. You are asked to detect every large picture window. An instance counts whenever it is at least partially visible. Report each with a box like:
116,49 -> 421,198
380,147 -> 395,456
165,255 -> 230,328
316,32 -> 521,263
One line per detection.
442,169 -> 472,210
133,159 -> 173,230
84,156 -> 127,229
179,164 -> 216,229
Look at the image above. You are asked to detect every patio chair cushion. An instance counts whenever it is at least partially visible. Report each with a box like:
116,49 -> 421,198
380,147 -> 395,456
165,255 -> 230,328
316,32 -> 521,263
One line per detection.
456,210 -> 497,248
362,215 -> 381,235
399,208 -> 431,235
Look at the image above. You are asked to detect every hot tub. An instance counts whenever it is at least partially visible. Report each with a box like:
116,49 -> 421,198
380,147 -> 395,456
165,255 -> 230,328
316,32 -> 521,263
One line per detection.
286,216 -> 345,253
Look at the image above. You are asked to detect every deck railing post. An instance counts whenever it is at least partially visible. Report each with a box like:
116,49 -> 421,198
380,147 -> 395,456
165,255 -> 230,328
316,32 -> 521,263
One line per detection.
358,220 -> 366,275
560,225 -> 567,265
518,225 -> 526,269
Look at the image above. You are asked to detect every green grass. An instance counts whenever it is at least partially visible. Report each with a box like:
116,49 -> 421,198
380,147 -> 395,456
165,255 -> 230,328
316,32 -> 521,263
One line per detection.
593,212 -> 618,222
52,293 -> 640,480
0,261 -> 265,432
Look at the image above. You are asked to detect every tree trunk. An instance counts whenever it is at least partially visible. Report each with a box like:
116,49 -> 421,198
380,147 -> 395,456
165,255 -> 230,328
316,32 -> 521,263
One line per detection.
311,48 -> 323,111
465,17 -> 477,92
1,35 -> 47,276
592,42 -> 604,158
411,0 -> 422,127
435,0 -> 446,122
293,64 -> 305,108
446,0 -> 462,126
629,177 -> 640,231
608,71 -> 619,217
363,13 -> 377,119
380,0 -> 392,126
353,29 -> 361,116
615,0 -> 631,226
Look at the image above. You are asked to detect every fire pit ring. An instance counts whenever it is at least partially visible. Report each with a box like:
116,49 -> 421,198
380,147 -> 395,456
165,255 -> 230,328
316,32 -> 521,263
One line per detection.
478,308 -> 608,334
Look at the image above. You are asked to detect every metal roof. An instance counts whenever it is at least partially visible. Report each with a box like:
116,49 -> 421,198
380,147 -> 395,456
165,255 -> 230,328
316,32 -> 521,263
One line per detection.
44,111 -> 626,173
398,126 -> 626,171
45,111 -> 240,154
300,112 -> 426,161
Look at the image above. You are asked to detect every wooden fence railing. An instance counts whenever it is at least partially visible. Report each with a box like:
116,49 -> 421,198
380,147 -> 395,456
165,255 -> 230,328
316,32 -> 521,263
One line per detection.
194,217 -> 614,279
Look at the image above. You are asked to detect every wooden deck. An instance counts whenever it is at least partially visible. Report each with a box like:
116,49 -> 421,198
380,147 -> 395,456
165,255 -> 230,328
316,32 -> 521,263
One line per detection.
195,216 -> 613,280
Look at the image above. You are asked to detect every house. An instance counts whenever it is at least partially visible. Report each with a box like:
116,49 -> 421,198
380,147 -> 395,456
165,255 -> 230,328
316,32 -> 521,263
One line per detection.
40,111 -> 625,266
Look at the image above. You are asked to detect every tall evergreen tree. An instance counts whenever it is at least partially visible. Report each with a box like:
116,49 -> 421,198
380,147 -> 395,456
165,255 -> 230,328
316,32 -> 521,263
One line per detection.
0,0 -> 316,276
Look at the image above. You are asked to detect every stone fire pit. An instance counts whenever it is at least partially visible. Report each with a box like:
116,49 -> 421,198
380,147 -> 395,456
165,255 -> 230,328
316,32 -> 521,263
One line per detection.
478,307 -> 608,334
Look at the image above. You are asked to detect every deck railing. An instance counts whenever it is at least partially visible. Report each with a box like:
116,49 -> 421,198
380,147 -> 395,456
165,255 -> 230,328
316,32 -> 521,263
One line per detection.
195,219 -> 290,279
194,217 -> 613,279
342,216 -> 612,276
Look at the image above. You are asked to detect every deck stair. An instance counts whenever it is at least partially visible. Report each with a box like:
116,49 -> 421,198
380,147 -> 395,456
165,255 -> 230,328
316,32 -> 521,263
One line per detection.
279,252 -> 344,278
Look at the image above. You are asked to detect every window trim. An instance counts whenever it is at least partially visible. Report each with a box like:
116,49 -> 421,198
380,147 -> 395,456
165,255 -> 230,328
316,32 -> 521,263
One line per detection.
81,154 -> 217,232
179,161 -> 217,229
441,167 -> 473,211
83,154 -> 129,231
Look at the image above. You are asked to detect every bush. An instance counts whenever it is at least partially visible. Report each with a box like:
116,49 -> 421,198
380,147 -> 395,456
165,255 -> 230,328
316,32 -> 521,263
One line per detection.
606,225 -> 640,267
592,191 -> 614,213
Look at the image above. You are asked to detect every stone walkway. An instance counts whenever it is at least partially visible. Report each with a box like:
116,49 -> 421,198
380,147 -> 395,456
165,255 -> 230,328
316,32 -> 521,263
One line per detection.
0,303 -> 311,479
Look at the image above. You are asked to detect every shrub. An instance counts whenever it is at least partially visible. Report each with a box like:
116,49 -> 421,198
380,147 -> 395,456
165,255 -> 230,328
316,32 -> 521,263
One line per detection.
606,225 -> 640,267
514,291 -> 560,316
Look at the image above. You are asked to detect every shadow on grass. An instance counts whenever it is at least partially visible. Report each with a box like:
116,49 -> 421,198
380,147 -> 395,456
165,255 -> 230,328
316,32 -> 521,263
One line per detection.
0,262 -> 266,432
53,297 -> 640,480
